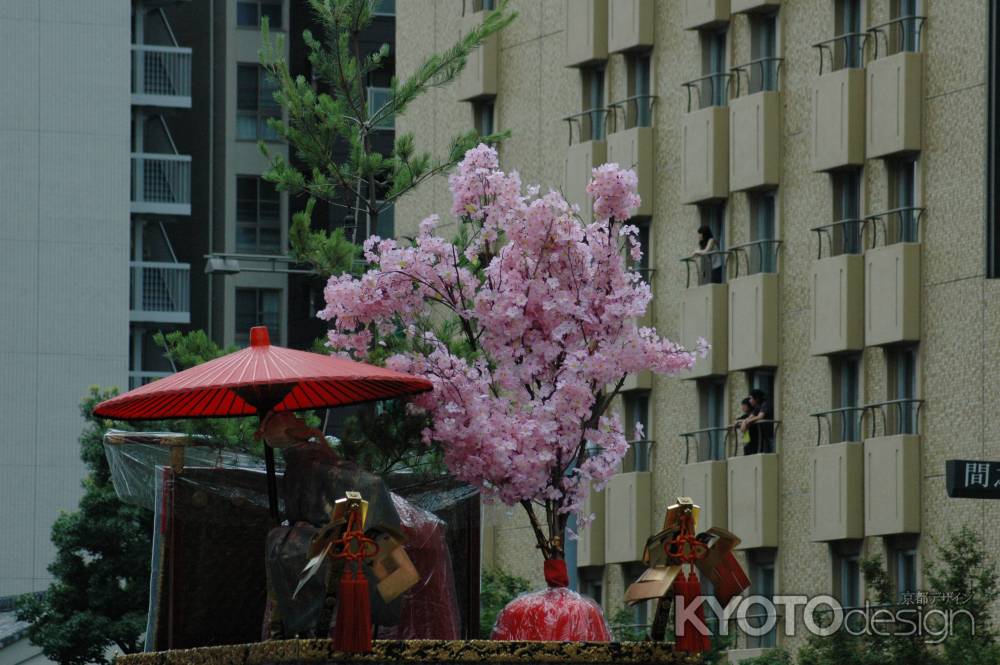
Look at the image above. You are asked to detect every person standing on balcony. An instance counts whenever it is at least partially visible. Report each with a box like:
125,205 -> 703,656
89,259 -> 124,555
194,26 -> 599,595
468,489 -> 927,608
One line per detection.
692,226 -> 723,285
740,389 -> 775,454
734,397 -> 755,456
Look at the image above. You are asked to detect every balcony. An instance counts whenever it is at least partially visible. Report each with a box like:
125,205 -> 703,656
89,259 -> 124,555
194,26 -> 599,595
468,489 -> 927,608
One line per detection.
563,110 -> 608,224
456,10 -> 498,101
608,0 -> 654,54
131,153 -> 192,216
863,399 -> 924,536
131,44 -> 192,108
727,242 -> 780,371
865,18 -> 926,158
811,35 -> 867,172
130,261 -> 191,324
809,408 -> 865,541
576,487 -> 606,567
679,258 -> 728,377
731,0 -> 780,14
129,370 -> 172,390
607,97 -> 655,217
681,427 -> 730,531
604,471 -> 652,563
682,0 -> 730,30
729,60 -> 782,192
864,208 -> 922,346
565,0 -> 608,67
681,78 -> 730,204
727,431 -> 780,550
810,221 -> 865,355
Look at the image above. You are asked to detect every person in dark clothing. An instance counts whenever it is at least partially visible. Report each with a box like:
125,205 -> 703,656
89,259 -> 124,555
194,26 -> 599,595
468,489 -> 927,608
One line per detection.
741,389 -> 775,454
734,397 -> 756,456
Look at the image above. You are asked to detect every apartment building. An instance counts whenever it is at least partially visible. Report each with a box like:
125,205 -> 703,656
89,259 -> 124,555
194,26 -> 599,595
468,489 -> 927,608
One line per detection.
0,1 -> 130,599
396,0 -> 1000,658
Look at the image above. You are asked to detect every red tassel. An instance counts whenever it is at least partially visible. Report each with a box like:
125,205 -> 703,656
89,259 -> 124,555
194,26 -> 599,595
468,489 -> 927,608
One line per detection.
674,570 -> 710,653
332,564 -> 372,652
686,571 -> 711,652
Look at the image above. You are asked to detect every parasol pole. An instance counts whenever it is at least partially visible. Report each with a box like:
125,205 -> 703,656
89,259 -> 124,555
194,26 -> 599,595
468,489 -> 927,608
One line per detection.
259,409 -> 281,523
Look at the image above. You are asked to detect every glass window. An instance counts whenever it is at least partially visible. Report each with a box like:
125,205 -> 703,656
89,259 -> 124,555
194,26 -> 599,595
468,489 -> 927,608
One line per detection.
472,0 -> 496,11
373,0 -> 395,16
370,201 -> 394,239
836,0 -> 863,68
235,289 -> 282,345
623,391 -> 651,472
888,537 -> 919,601
893,0 -> 921,53
237,1 -> 282,29
831,541 -> 862,632
627,53 -> 652,128
889,160 -> 918,243
696,204 -> 726,285
698,379 -> 726,461
582,67 -> 606,141
473,100 -> 495,135
701,29 -> 728,108
888,347 -> 918,434
237,64 -> 281,141
750,13 -> 778,93
832,356 -> 861,442
236,176 -> 282,253
746,551 -> 777,648
367,87 -> 393,130
832,170 -> 862,254
750,192 -> 777,274
578,567 -> 603,606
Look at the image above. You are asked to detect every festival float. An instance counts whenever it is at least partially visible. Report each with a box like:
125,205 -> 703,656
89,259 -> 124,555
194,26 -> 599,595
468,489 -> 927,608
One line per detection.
93,147 -> 747,665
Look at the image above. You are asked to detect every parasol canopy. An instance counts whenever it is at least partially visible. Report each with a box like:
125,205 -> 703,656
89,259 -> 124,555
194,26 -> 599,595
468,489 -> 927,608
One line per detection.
93,326 -> 432,420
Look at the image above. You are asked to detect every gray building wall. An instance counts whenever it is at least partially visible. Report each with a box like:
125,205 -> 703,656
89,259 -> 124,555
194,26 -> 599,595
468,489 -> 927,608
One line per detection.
0,2 -> 130,596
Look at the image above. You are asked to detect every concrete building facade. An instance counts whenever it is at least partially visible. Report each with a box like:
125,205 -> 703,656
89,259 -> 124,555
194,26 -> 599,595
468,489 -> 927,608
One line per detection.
396,0 -> 1000,658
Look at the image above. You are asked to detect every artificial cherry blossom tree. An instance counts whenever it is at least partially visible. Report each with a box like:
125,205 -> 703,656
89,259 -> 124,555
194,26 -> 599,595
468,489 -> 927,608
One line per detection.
319,145 -> 700,562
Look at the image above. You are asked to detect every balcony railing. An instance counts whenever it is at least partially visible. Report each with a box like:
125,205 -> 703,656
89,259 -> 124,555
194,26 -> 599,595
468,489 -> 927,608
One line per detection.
861,398 -> 924,438
681,426 -> 730,463
131,44 -> 193,107
811,406 -> 867,445
130,261 -> 191,324
563,108 -> 611,145
813,32 -> 869,74
680,250 -> 731,287
131,153 -> 192,216
811,218 -> 865,259
863,206 -> 925,247
731,57 -> 783,97
129,370 -> 173,390
869,16 -> 927,58
682,73 -> 732,111
608,95 -> 656,131
728,239 -> 782,277
729,420 -> 781,457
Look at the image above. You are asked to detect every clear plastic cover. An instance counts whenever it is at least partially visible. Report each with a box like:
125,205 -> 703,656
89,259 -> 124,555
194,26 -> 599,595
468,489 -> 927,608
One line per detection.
490,587 -> 611,642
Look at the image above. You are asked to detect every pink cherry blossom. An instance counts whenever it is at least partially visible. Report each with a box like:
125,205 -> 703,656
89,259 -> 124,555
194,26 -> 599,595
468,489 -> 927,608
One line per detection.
318,145 -> 698,555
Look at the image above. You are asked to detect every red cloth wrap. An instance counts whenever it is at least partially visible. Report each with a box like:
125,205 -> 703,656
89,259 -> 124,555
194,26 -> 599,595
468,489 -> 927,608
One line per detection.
543,559 -> 569,588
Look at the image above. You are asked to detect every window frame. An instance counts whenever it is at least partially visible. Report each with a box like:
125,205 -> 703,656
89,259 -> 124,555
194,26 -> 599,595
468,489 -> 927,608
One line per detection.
745,550 -> 778,649
831,355 -> 861,442
473,99 -> 495,136
236,0 -> 283,30
697,378 -> 727,462
622,390 -> 652,472
581,66 -> 607,141
749,191 -> 778,274
887,346 -> 919,435
235,175 -> 282,254
237,63 -> 282,142
832,169 -> 863,255
700,28 -> 729,108
234,288 -> 283,345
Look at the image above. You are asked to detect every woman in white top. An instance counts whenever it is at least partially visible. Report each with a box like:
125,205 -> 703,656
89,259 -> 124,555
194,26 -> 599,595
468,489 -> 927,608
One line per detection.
692,225 -> 723,284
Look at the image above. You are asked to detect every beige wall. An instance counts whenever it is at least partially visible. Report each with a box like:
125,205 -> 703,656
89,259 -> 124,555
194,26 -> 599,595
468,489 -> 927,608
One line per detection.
397,0 -> 1000,653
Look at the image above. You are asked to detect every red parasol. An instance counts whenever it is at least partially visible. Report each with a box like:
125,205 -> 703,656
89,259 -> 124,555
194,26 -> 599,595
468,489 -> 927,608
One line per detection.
93,326 -> 432,518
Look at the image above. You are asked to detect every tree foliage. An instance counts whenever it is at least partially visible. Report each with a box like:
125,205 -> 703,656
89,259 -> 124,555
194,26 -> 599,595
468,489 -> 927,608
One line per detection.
479,568 -> 531,638
259,0 -> 516,276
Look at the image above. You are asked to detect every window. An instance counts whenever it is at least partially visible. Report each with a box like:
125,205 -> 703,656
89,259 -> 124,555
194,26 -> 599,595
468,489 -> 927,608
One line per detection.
471,0 -> 496,11
697,379 -> 726,461
623,391 -> 651,472
831,355 -> 861,442
749,12 -> 779,93
887,346 -> 918,434
236,176 -> 281,253
700,29 -> 728,108
832,543 -> 862,608
835,0 -> 863,69
370,202 -> 394,239
746,551 -> 777,649
832,170 -> 862,254
698,203 -> 726,284
578,567 -> 603,606
888,160 -> 918,243
235,289 -> 281,345
747,370 -> 777,454
237,64 -> 281,141
750,192 -> 777,274
888,536 -> 919,601
473,100 -> 495,136
624,563 -> 651,635
626,53 -> 652,128
892,0 -> 921,53
367,87 -> 393,130
373,0 -> 395,16
581,67 -> 606,141
237,1 -> 282,29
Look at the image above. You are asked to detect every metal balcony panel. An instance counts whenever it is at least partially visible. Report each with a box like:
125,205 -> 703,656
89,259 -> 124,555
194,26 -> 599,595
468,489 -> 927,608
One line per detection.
131,45 -> 193,108
130,261 -> 191,324
727,453 -> 779,549
576,488 -> 607,567
608,0 -> 654,54
681,460 -> 728,531
131,153 -> 192,216
680,282 -> 728,378
682,106 -> 729,204
728,272 -> 779,371
564,140 -> 607,224
456,11 -> 498,101
565,0 -> 609,67
864,434 -> 921,536
812,67 -> 865,172
729,90 -> 781,192
604,471 -> 652,563
866,51 -> 923,158
811,442 -> 864,541
811,253 -> 864,355
865,242 -> 921,346
683,0 -> 731,30
607,126 -> 653,217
